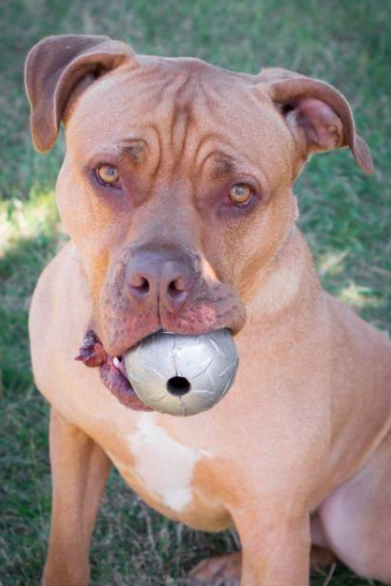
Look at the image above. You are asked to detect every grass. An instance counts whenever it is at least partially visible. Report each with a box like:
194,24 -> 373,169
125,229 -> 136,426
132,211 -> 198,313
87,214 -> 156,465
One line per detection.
0,0 -> 390,584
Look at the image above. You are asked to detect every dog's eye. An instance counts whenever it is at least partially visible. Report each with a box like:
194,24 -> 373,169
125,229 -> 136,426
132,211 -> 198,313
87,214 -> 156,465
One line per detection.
229,184 -> 253,205
96,165 -> 119,186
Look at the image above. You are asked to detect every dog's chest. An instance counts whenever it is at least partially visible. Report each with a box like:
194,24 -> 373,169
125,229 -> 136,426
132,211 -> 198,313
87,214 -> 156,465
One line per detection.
128,414 -> 207,512
105,413 -> 231,530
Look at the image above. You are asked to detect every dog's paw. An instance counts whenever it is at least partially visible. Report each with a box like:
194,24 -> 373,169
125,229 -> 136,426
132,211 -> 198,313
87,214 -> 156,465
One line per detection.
189,552 -> 241,585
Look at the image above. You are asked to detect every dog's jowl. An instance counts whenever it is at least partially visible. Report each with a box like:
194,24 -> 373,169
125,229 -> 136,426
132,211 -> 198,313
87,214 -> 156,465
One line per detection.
26,34 -> 391,586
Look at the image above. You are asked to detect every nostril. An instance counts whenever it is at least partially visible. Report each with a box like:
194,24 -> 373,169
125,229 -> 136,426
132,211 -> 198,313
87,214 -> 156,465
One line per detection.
129,274 -> 150,295
168,280 -> 182,296
137,278 -> 150,294
168,275 -> 193,296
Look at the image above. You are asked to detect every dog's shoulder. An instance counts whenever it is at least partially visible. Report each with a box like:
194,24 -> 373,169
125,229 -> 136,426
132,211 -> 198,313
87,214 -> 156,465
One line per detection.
29,241 -> 90,379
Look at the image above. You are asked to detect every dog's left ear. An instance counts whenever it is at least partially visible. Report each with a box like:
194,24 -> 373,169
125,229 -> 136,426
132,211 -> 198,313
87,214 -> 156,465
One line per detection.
259,68 -> 374,174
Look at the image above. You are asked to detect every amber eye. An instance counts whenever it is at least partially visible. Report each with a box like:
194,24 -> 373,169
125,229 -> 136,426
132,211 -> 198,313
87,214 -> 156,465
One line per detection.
229,183 -> 253,205
96,164 -> 119,186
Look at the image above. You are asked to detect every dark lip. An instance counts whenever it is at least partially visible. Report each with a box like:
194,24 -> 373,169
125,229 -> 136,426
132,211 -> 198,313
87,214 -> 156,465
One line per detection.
75,329 -> 152,412
99,355 -> 152,411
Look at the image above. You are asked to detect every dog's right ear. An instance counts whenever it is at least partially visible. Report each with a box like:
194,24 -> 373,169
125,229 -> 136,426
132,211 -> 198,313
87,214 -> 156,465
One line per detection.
25,34 -> 139,152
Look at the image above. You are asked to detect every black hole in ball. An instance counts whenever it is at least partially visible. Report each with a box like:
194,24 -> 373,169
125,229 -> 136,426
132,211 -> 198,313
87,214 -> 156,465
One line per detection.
166,376 -> 191,396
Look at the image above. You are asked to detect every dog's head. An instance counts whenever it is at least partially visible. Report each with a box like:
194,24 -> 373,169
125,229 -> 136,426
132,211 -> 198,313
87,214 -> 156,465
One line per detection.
25,35 -> 373,358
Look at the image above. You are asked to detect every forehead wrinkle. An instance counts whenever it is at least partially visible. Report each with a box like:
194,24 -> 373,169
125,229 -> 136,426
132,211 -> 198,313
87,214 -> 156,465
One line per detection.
147,123 -> 163,179
199,151 -> 238,179
86,128 -> 162,177
212,158 -> 235,176
163,73 -> 210,166
194,134 -> 223,169
119,139 -> 147,164
169,106 -> 195,166
196,146 -> 270,191
196,137 -> 240,175
82,135 -> 144,161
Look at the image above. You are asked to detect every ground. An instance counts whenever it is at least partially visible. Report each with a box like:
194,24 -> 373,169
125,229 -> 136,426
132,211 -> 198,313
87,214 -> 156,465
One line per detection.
0,0 -> 390,584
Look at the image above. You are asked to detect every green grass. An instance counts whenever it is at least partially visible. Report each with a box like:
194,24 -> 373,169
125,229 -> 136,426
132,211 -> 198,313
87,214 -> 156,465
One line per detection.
0,0 -> 390,584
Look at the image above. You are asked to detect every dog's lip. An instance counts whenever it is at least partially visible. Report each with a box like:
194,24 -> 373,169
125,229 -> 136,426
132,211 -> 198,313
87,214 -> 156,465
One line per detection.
99,354 -> 152,412
75,329 -> 152,412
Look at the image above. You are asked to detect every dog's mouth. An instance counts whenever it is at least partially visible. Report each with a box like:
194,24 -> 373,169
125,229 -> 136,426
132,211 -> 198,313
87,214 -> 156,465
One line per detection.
75,329 -> 152,411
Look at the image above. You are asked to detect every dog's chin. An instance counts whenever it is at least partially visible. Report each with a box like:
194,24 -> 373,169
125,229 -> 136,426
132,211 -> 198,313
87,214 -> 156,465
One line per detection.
75,330 -> 152,412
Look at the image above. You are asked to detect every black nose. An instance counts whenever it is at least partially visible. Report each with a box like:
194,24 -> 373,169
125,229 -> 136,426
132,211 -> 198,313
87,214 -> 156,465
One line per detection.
126,248 -> 200,310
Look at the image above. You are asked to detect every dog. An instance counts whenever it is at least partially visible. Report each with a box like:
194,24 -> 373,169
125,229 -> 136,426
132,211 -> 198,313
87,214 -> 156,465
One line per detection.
25,34 -> 391,586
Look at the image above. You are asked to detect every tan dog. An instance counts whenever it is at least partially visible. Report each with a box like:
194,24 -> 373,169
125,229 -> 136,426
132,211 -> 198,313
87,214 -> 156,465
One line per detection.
25,34 -> 391,586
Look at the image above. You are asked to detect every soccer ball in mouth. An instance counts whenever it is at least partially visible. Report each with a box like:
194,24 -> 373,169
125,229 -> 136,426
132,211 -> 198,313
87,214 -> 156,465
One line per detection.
124,329 -> 239,416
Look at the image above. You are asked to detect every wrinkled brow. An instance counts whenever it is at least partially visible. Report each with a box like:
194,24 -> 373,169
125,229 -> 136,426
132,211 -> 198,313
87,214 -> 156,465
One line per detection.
212,158 -> 235,175
118,139 -> 147,163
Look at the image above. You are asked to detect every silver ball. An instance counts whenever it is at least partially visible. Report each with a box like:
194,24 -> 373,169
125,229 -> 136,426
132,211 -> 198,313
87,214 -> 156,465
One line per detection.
124,329 -> 238,416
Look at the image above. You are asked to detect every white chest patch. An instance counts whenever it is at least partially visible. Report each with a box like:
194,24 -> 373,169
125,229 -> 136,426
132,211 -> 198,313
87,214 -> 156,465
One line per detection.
129,414 -> 209,512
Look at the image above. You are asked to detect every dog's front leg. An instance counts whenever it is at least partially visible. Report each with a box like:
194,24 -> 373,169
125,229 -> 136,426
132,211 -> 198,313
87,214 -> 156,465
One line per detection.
235,504 -> 310,586
42,409 -> 111,586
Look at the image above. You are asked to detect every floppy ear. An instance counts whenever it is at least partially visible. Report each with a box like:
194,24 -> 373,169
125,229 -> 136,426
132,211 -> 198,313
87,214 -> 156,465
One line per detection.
25,34 -> 139,152
259,68 -> 374,174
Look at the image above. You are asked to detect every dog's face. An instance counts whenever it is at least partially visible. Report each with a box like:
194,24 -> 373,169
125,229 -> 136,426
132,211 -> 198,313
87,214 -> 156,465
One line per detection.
26,35 -> 373,359
57,58 -> 298,355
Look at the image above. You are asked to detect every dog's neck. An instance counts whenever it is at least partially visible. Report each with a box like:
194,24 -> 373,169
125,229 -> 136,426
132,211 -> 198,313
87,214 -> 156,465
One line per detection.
244,227 -> 321,332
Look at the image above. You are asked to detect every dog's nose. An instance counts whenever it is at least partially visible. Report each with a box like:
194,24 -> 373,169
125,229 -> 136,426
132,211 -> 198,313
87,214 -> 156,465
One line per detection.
126,249 -> 199,310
